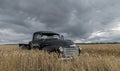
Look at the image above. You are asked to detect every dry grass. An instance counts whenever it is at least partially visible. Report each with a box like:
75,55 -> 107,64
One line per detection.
0,44 -> 120,71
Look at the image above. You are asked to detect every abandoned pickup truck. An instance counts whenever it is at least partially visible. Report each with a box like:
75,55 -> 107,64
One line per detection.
19,31 -> 81,58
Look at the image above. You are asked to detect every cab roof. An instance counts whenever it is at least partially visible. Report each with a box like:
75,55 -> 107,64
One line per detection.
34,31 -> 59,35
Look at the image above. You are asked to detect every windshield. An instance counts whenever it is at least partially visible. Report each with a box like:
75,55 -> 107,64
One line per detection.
41,34 -> 60,39
34,34 -> 60,40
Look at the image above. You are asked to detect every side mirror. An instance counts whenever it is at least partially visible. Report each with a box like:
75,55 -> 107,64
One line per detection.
60,35 -> 64,40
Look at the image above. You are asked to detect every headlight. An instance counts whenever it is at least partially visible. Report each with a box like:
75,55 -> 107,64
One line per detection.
59,46 -> 63,52
79,47 -> 82,50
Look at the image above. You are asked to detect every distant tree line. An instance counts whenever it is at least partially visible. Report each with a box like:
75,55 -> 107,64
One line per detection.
75,42 -> 120,45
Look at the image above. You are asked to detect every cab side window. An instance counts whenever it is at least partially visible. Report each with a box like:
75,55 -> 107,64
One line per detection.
34,34 -> 41,40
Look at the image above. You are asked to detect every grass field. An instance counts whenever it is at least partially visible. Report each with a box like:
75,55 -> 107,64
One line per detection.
0,44 -> 120,71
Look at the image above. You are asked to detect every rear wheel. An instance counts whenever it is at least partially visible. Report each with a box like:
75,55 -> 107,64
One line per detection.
27,42 -> 32,50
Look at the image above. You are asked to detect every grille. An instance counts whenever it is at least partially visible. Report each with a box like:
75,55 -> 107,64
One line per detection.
63,47 -> 79,57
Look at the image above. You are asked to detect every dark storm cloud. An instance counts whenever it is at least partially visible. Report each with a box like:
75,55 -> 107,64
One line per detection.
0,0 -> 120,43
0,0 -> 72,30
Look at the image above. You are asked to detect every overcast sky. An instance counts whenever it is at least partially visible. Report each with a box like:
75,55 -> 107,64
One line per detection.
0,0 -> 120,44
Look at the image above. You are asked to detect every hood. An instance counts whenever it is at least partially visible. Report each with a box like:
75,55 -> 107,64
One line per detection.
43,39 -> 73,47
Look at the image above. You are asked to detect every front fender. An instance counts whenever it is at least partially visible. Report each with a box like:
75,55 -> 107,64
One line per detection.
78,46 -> 82,55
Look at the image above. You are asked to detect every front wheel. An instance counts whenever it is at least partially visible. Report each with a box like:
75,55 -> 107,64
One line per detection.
78,48 -> 81,56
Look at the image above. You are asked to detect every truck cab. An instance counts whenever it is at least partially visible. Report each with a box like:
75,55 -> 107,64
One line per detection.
19,31 -> 81,58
